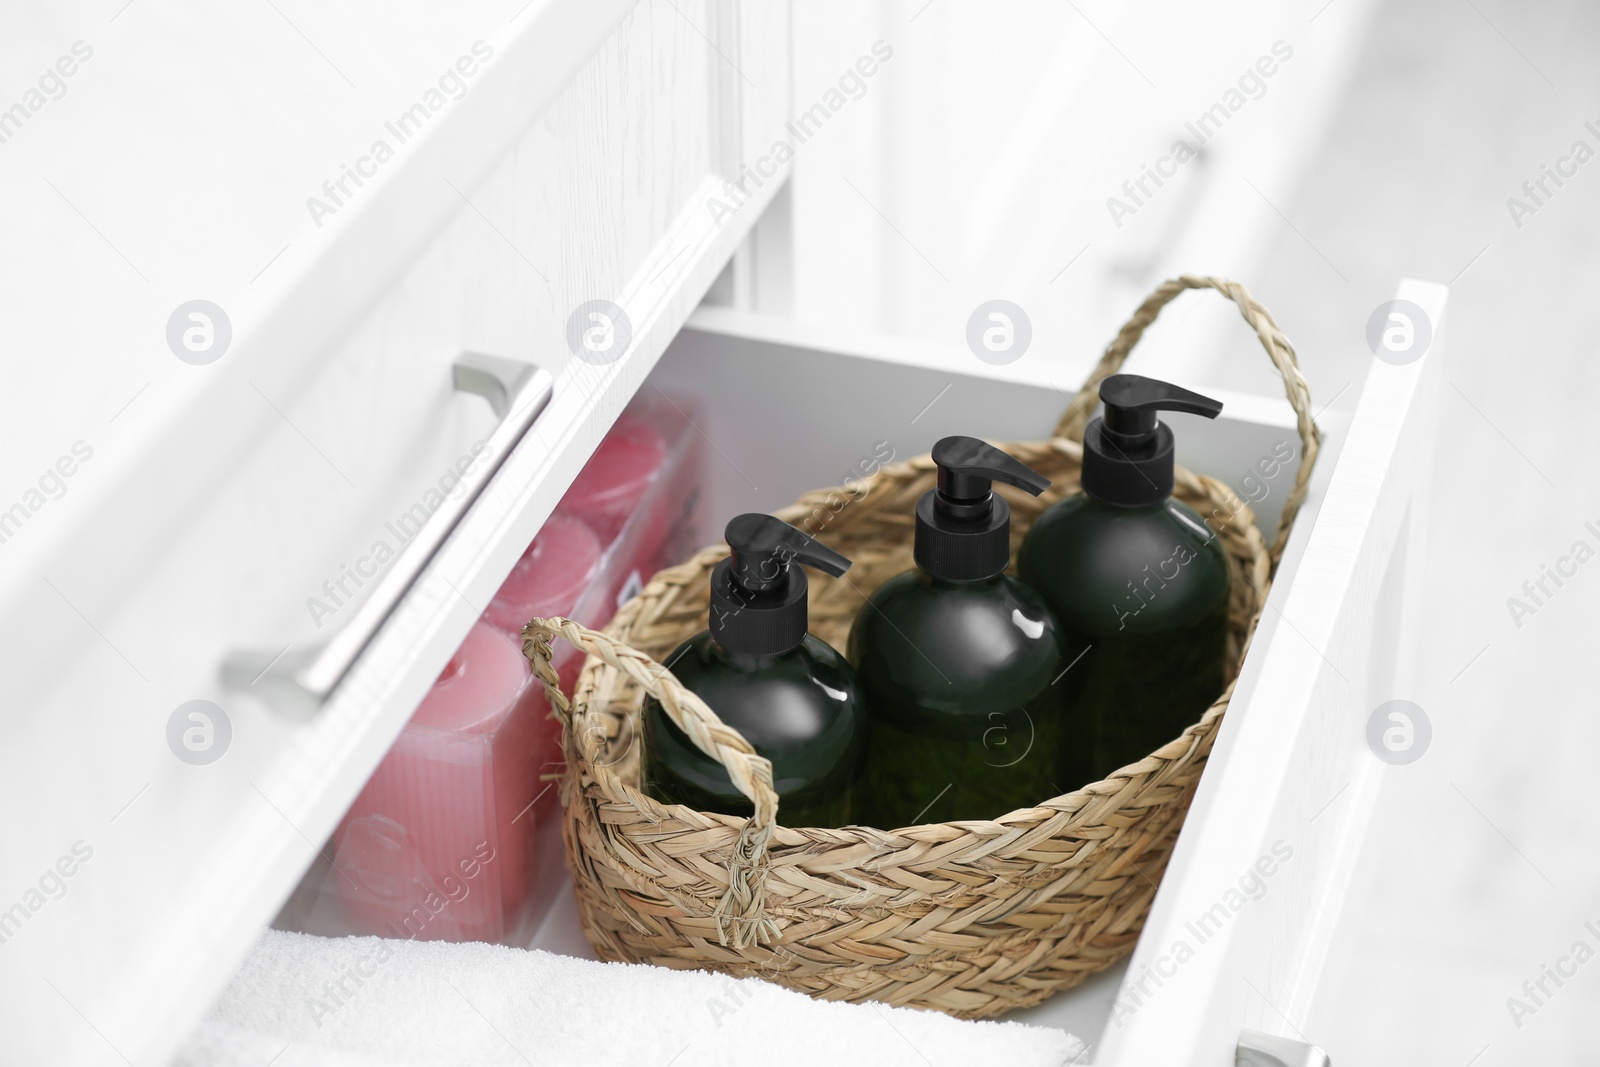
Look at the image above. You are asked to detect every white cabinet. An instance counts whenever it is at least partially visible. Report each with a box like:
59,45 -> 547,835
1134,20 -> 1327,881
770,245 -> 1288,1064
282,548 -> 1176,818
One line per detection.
1,2 -> 1434,1062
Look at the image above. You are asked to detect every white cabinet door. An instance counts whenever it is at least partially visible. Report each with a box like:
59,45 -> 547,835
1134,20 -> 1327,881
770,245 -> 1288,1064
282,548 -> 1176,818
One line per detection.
769,0 -> 1383,389
0,4 -> 789,1065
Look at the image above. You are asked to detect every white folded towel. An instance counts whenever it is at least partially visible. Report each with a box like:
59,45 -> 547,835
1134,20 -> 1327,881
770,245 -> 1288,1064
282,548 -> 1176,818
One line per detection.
174,930 -> 1085,1067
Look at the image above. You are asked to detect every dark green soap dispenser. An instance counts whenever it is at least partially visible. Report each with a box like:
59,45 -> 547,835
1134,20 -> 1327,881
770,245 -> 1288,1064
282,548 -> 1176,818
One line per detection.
641,514 -> 867,828
1018,374 -> 1231,781
849,437 -> 1086,828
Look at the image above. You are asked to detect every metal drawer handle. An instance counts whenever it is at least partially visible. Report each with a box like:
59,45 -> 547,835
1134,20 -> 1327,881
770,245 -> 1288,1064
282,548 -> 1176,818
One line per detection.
222,353 -> 554,718
1237,1030 -> 1332,1067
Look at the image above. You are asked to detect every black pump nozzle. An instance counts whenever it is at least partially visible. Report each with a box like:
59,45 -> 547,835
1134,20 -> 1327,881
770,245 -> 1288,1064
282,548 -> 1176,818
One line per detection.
1083,374 -> 1223,506
710,514 -> 851,655
725,513 -> 850,593
916,437 -> 1050,581
1099,375 -> 1223,443
932,436 -> 1052,503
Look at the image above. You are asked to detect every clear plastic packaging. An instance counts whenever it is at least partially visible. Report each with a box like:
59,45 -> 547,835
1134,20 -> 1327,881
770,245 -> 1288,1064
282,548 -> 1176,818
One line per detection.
275,392 -> 701,945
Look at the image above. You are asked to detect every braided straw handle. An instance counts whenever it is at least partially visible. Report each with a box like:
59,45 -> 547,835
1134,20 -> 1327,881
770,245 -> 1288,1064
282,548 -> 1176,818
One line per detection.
1053,275 -> 1319,568
522,616 -> 781,948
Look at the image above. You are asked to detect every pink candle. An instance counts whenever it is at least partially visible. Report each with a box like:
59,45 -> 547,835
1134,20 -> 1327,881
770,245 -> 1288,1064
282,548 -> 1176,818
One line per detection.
596,399 -> 701,610
558,411 -> 667,544
485,514 -> 602,692
334,621 -> 551,943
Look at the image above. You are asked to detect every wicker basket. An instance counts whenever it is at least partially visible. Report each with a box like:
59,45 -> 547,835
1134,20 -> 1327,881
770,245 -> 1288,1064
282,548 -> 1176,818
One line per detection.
523,276 -> 1319,1018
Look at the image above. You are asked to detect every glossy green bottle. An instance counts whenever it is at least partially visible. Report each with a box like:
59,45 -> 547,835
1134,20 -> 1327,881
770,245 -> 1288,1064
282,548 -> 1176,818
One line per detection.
1018,374 -> 1232,781
642,514 -> 866,828
849,437 -> 1088,828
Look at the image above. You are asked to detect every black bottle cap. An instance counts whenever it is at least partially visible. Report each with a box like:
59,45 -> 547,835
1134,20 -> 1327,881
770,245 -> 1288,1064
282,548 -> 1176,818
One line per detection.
708,514 -> 851,655
914,437 -> 1050,581
1081,374 -> 1223,507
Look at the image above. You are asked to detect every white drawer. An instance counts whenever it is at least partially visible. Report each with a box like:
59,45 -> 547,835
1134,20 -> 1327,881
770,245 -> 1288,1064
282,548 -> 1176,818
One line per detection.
527,281 -> 1448,1064
772,0 -> 1383,391
7,263 -> 1440,1064
0,3 -> 789,1065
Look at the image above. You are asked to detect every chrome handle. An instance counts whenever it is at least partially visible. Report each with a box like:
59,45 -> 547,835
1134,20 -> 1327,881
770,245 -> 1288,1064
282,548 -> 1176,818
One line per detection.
222,354 -> 554,718
1237,1030 -> 1332,1067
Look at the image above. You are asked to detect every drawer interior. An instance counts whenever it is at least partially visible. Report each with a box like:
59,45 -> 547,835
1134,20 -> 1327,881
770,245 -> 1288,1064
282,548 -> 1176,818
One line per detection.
516,305 -> 1320,1050
653,306 -> 1308,551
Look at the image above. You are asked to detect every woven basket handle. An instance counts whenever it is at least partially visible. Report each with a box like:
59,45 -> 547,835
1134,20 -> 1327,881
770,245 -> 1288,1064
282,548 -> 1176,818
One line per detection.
1052,275 -> 1319,568
521,615 -> 781,948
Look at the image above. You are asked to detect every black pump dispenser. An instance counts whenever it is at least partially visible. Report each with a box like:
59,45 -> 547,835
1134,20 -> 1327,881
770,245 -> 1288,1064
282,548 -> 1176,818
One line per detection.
914,436 -> 1051,581
851,436 -> 1081,825
1082,374 -> 1223,507
644,512 -> 867,827
709,514 -> 850,656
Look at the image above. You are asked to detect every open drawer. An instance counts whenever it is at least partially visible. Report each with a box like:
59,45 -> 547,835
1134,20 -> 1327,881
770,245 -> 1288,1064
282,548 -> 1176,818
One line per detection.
3,259 -> 1444,1067
525,280 -> 1447,1064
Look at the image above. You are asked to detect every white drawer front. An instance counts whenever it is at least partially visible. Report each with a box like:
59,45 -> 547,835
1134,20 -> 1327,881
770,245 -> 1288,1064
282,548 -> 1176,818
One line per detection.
776,0 -> 1382,391
0,4 -> 789,1065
